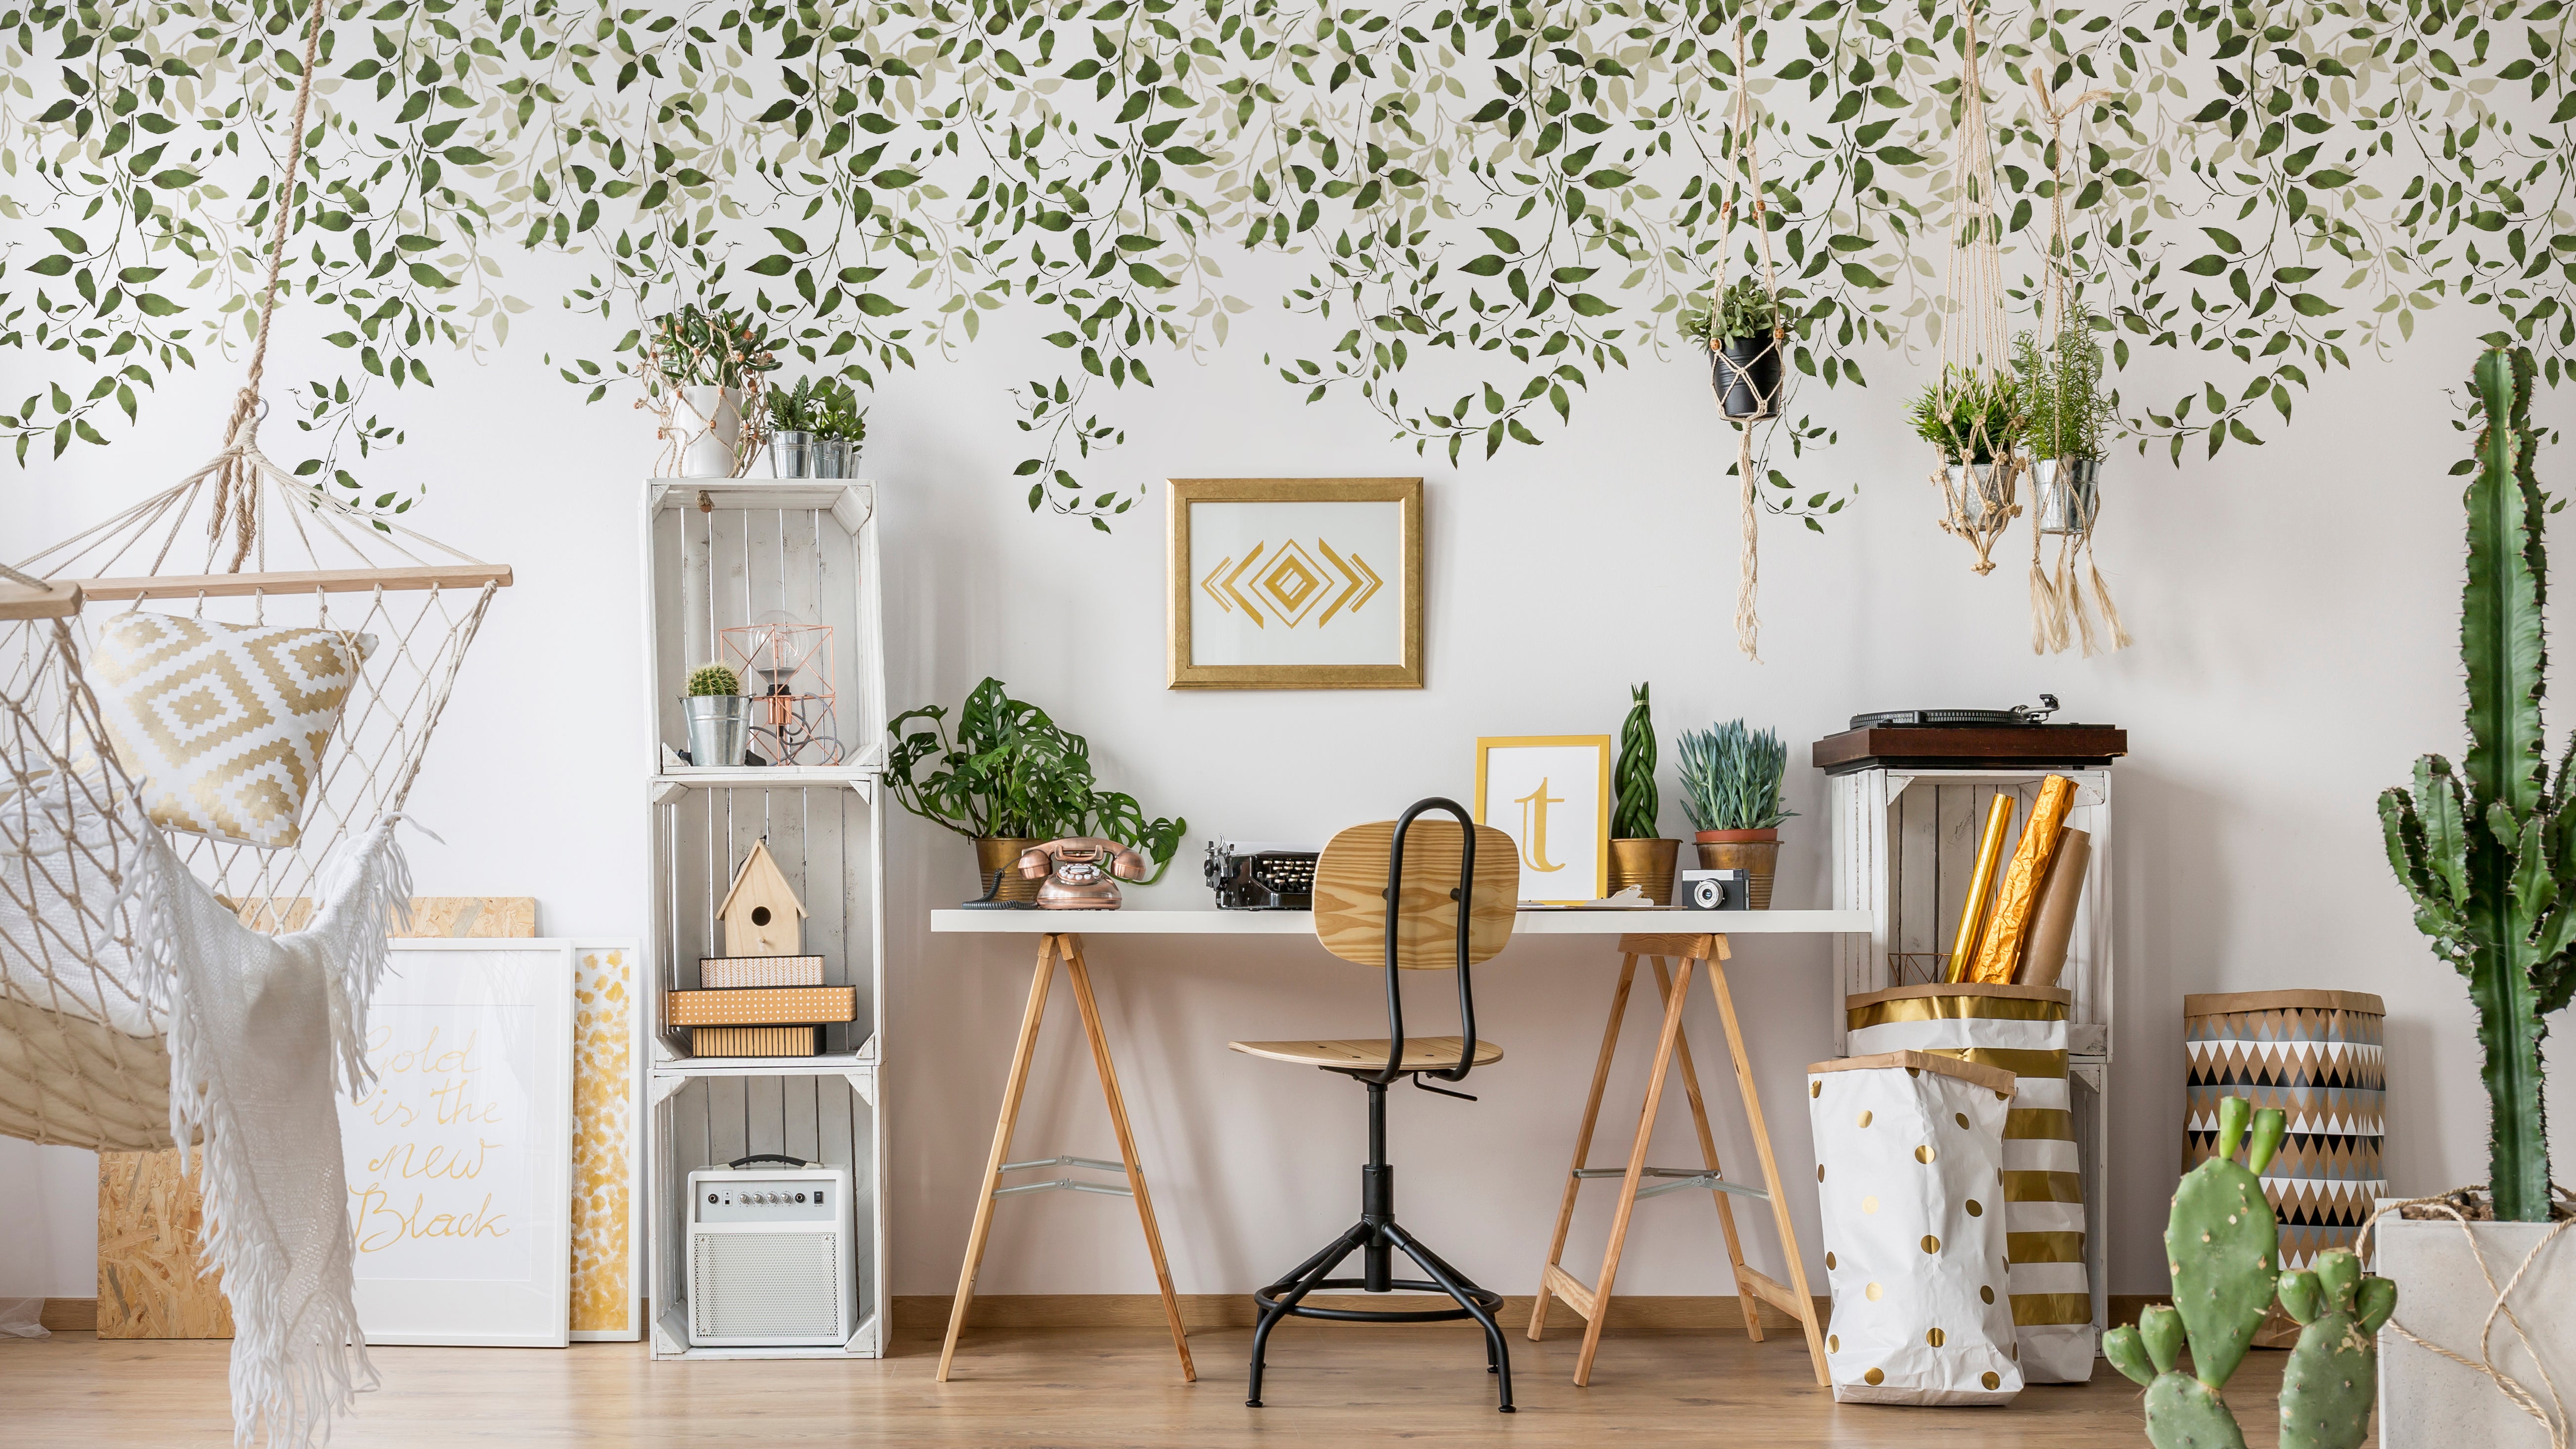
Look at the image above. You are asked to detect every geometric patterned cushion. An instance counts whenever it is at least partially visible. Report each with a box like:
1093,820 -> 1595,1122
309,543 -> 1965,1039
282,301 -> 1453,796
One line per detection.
88,610 -> 363,849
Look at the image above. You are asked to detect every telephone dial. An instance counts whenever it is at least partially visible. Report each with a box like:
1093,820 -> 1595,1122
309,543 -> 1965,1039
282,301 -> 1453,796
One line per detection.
1016,837 -> 1148,910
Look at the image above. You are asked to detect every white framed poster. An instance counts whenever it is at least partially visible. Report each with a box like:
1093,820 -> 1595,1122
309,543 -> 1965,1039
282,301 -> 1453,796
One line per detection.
341,939 -> 576,1347
1474,736 -> 1612,905
569,938 -> 645,1342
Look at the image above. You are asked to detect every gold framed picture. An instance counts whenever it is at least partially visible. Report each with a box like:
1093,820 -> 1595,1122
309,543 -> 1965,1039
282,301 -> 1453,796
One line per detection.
1166,477 -> 1424,689
1473,735 -> 1612,905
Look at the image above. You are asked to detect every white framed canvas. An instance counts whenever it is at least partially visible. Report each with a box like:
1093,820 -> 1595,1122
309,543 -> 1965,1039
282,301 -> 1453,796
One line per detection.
1473,736 -> 1612,905
341,939 -> 576,1347
1167,477 -> 1423,688
569,939 -> 645,1342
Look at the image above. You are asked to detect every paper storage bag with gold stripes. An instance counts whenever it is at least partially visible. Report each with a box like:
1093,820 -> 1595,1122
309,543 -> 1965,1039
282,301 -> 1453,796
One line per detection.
2184,990 -> 2385,1270
1806,1051 -> 2023,1406
1845,982 -> 2094,1383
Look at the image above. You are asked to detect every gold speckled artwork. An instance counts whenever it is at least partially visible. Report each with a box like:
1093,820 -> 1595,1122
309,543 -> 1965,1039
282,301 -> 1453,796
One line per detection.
571,942 -> 642,1340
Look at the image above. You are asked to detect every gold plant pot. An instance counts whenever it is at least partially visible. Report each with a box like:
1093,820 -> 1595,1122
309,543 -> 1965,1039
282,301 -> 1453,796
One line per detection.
1606,838 -> 1682,906
1694,829 -> 1780,910
974,836 -> 1042,904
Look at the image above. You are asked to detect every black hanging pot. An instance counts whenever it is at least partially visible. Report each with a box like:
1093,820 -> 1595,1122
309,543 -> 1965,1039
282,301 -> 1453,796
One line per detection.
1709,333 -> 1782,421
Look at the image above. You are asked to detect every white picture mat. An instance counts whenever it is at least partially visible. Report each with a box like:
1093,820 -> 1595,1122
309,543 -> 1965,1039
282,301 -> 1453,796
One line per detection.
1188,498 -> 1404,666
1477,742 -> 1609,904
342,939 -> 575,1347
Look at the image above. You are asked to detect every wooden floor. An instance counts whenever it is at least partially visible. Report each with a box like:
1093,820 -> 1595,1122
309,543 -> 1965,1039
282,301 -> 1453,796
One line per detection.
0,1325 -> 2337,1447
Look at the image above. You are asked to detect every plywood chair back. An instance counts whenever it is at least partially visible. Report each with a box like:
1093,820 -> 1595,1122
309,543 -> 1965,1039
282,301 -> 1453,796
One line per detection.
1314,814 -> 1518,970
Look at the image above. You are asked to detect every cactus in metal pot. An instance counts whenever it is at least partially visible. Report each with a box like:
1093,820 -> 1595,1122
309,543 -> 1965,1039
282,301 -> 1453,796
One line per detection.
2165,1095 -> 2287,1393
2275,1249 -> 2397,1449
687,662 -> 742,697
2104,1304 -> 2248,1449
2380,344 -> 2576,1224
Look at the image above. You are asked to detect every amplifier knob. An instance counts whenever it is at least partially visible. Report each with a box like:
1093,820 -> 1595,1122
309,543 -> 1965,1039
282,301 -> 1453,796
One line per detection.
795,1192 -> 806,1203
706,1193 -> 718,1204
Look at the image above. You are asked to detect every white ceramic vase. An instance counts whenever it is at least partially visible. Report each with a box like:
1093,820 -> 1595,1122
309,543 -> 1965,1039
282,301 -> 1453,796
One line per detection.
2375,1210 -> 2576,1448
675,384 -> 742,478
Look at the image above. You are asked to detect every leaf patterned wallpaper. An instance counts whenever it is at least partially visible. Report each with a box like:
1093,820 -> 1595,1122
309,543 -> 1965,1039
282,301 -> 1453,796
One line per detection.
3,0 -> 2569,526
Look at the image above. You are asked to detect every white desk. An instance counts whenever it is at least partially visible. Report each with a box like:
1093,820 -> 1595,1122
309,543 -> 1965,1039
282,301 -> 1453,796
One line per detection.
928,907 -> 1868,1387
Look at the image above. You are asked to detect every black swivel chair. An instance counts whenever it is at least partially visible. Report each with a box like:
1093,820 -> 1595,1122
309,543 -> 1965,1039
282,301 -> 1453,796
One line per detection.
1224,798 -> 1521,1412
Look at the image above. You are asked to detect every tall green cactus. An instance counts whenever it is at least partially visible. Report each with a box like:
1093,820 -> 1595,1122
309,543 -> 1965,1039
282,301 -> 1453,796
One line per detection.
2380,344 -> 2576,1223
1613,682 -> 1659,839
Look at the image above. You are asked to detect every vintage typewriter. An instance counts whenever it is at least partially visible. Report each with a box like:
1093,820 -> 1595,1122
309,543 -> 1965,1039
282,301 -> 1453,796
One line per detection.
1204,839 -> 1320,910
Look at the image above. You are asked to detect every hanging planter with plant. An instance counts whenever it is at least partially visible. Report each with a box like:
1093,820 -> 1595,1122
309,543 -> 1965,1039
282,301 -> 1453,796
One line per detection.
644,303 -> 780,479
1676,719 -> 1794,910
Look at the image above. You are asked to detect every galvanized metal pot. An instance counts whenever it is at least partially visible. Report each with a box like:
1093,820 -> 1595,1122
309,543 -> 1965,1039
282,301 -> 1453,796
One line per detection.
1939,458 -> 2021,529
770,429 -> 816,478
683,695 -> 751,767
2030,457 -> 2102,535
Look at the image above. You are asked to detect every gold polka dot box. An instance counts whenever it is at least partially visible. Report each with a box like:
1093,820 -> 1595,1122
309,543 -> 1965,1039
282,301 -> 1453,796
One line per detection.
1844,982 -> 2094,1384
2182,990 -> 2386,1270
1805,1050 -> 2022,1405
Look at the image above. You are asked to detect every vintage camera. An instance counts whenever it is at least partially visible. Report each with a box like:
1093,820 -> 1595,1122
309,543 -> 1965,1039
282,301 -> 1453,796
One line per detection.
1680,868 -> 1750,911
1204,839 -> 1320,910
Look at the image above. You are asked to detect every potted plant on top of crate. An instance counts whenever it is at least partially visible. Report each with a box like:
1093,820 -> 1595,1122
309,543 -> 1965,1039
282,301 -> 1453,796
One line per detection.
647,302 -> 780,478
1676,719 -> 1794,909
887,677 -> 1186,903
768,375 -> 870,479
1606,683 -> 1679,904
2376,344 -> 2576,1446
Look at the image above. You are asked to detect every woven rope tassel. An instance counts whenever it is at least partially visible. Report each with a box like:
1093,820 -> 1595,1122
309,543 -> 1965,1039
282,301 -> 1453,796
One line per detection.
1736,425 -> 1761,661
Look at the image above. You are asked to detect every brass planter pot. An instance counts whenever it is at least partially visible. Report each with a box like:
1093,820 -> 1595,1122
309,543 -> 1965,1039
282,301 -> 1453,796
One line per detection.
1606,839 -> 1682,906
974,836 -> 1042,903
1694,829 -> 1780,910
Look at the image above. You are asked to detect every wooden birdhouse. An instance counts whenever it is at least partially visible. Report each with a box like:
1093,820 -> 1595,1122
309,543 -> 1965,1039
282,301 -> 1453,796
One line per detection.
717,840 -> 806,956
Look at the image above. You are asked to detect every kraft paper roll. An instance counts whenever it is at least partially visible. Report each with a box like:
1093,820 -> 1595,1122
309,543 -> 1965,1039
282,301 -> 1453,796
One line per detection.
2014,828 -> 2090,988
1969,776 -> 2078,983
1946,794 -> 2017,982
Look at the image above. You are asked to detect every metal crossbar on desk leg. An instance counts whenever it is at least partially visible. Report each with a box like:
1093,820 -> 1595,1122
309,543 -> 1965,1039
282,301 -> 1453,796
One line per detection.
937,933 -> 1195,1384
1529,933 -> 1830,1388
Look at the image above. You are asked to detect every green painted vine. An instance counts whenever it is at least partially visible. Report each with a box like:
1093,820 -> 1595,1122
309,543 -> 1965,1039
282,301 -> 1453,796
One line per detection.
2,1 -> 2570,530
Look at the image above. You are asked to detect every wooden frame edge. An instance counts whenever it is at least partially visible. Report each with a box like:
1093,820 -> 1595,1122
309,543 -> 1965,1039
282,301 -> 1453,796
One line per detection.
1165,477 -> 1422,690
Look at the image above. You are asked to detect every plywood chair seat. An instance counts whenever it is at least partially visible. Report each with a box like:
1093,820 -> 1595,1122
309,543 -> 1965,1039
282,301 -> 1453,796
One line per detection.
1228,1036 -> 1504,1072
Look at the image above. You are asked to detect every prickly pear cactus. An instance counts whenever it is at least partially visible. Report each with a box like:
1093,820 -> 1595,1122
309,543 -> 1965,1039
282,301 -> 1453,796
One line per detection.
2104,1304 -> 2249,1449
2166,1095 -> 2286,1392
2275,1249 -> 2398,1449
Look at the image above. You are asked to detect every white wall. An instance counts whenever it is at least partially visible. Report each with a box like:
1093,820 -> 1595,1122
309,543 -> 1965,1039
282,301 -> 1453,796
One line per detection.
4,265 -> 2567,1309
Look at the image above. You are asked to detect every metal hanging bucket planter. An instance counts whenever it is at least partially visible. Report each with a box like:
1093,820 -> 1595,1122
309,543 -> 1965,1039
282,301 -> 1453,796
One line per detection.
1939,457 -> 2022,528
1709,334 -> 1782,421
2030,458 -> 2101,536
683,695 -> 752,767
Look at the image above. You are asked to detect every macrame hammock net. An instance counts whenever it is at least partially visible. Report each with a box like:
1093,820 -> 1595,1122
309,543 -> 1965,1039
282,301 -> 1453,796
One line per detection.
0,2 -> 505,1440
1712,23 -> 1790,662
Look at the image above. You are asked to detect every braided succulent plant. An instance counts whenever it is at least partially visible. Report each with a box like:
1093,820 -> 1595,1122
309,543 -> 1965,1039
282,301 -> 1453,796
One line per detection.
2104,1096 -> 2392,1449
1612,682 -> 1659,840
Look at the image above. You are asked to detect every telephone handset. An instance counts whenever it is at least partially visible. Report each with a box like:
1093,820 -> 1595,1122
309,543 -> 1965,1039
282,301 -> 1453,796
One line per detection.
1017,837 -> 1149,910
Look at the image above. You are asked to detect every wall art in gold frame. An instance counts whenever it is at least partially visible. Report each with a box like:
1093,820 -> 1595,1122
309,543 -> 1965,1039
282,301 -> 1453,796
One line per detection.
1473,736 -> 1613,905
1166,476 -> 1423,689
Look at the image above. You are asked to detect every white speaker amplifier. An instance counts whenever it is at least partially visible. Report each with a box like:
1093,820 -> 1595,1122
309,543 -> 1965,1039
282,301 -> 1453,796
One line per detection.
685,1159 -> 856,1348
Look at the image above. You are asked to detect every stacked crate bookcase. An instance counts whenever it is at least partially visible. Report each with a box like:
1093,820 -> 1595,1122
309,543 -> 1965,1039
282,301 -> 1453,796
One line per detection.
1828,767 -> 2114,1334
642,479 -> 890,1359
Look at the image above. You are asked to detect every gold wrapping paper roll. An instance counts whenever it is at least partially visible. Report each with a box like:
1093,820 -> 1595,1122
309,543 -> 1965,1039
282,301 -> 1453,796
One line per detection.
2014,827 -> 2090,988
1969,776 -> 2078,983
1946,794 -> 2018,982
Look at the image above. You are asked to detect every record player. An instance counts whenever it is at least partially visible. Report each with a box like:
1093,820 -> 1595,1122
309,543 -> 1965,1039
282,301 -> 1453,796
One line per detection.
1811,695 -> 2125,774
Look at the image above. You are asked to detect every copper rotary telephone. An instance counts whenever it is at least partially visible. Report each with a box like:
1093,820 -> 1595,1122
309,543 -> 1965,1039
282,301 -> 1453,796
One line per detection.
1017,838 -> 1149,910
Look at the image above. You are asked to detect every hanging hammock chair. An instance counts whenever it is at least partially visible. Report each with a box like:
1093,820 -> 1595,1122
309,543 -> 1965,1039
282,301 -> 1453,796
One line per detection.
0,3 -> 508,1440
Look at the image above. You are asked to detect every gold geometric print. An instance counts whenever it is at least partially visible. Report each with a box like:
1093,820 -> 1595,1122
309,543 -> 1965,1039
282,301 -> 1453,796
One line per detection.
1197,536 -> 1384,631
571,945 -> 639,1338
91,611 -> 360,849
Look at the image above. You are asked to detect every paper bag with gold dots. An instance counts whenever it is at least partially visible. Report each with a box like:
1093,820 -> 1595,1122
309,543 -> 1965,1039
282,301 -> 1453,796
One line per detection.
1806,1051 -> 2022,1405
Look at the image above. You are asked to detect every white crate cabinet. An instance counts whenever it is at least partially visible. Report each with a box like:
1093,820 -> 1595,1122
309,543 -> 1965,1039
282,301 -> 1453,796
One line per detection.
642,480 -> 890,1359
1828,766 -> 2114,1333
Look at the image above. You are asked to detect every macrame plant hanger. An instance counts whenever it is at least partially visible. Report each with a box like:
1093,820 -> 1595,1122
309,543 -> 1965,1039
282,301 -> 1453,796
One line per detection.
2,0 -> 511,1152
2027,67 -> 2132,656
1930,0 -> 2021,575
1714,21 -> 1791,662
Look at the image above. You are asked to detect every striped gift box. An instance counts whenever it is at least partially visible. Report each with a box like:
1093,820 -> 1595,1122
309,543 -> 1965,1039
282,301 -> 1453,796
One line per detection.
689,1025 -> 822,1058
666,985 -> 854,1027
1846,982 -> 2094,1384
2183,990 -> 2386,1271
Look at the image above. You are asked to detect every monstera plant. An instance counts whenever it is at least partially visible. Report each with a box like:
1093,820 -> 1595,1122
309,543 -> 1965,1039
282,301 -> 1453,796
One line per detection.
2379,346 -> 2576,1225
